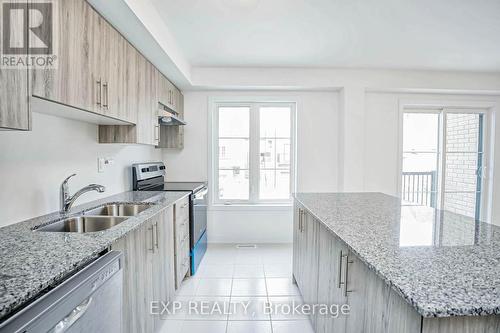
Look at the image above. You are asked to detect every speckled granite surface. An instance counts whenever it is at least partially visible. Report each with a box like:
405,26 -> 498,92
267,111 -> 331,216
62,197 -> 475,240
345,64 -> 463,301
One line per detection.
294,192 -> 500,318
0,191 -> 189,321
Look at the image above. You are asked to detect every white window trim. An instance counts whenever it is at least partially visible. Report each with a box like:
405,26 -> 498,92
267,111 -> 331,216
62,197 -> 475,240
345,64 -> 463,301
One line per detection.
208,97 -> 297,207
397,99 -> 497,222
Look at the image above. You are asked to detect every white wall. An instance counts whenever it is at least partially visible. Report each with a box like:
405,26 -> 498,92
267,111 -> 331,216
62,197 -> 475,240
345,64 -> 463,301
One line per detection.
0,112 -> 161,226
163,90 -> 339,243
164,85 -> 500,244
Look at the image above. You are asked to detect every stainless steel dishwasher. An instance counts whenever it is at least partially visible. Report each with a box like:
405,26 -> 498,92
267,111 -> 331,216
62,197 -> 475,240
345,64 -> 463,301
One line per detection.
0,251 -> 123,333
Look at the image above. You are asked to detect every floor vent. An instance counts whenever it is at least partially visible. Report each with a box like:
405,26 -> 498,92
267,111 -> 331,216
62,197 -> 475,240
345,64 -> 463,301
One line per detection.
236,244 -> 257,249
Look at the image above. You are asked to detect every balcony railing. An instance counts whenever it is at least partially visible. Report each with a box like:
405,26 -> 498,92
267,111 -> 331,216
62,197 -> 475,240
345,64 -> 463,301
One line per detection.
402,171 -> 437,208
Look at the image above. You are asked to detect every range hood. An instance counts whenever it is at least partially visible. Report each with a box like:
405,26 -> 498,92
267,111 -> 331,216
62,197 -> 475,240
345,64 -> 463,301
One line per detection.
158,108 -> 186,126
159,114 -> 186,126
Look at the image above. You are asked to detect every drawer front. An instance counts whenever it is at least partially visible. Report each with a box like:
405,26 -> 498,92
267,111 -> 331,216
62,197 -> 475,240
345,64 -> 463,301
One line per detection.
180,242 -> 190,276
175,197 -> 189,224
176,239 -> 190,284
176,217 -> 189,244
176,223 -> 189,249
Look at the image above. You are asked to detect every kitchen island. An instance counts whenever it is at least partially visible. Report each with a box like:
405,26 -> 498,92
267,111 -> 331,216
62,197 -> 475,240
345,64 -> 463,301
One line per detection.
294,192 -> 500,333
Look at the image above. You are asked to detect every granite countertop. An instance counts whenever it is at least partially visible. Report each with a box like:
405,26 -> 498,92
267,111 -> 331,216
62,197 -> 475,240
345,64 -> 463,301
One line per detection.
0,191 -> 190,321
294,192 -> 500,318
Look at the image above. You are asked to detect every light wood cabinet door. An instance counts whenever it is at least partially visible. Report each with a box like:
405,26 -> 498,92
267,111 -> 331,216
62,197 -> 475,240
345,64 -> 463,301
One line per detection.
97,17 -> 129,121
316,223 -> 348,333
153,206 -> 176,331
111,218 -> 151,333
157,70 -> 181,113
344,249 -> 421,333
0,2 -> 29,130
31,0 -> 99,114
98,49 -> 156,145
157,71 -> 170,109
301,212 -> 320,329
123,43 -> 139,124
142,59 -> 157,145
172,86 -> 181,112
111,208 -> 177,333
292,204 -> 304,287
293,206 -> 320,329
0,67 -> 29,130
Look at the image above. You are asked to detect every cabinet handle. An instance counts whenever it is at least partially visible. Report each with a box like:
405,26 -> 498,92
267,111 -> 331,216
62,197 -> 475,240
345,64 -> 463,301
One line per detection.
154,125 -> 159,141
338,250 -> 345,288
300,210 -> 305,232
299,208 -> 302,231
344,254 -> 354,297
148,225 -> 155,253
154,222 -> 159,250
96,80 -> 102,106
102,82 -> 108,109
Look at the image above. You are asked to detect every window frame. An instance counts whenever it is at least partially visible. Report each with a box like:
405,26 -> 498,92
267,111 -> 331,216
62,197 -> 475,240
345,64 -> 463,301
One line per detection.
210,100 -> 296,206
398,100 -> 495,223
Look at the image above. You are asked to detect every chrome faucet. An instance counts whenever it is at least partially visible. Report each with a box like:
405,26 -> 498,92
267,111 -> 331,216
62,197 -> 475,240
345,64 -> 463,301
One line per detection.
60,174 -> 106,214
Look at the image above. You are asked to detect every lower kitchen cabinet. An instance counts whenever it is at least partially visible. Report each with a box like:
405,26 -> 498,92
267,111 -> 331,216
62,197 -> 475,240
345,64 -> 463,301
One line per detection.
316,223 -> 348,333
294,204 -> 500,333
296,206 -> 420,333
111,205 -> 175,333
293,203 -> 320,329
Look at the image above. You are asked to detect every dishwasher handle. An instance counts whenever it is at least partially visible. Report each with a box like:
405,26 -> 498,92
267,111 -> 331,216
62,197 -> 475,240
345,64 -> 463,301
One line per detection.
49,297 -> 92,333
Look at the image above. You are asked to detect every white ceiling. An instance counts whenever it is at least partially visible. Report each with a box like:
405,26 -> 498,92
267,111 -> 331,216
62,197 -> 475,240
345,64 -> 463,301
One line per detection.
150,0 -> 500,71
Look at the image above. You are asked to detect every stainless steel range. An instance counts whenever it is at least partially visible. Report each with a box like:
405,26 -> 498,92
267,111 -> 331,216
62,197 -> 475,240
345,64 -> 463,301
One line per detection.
132,162 -> 208,275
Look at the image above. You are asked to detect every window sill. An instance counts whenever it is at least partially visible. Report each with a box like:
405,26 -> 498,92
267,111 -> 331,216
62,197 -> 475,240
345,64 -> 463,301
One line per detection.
209,204 -> 293,212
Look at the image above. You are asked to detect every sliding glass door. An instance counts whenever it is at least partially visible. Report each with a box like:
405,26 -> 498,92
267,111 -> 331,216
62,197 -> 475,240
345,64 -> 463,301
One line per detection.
401,109 -> 488,220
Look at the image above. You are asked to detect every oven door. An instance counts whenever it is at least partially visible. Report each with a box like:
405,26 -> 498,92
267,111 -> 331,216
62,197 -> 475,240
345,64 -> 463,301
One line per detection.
191,187 -> 208,249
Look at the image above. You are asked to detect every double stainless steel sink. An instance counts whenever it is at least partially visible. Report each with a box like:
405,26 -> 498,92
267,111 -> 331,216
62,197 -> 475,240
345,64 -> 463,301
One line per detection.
35,203 -> 152,233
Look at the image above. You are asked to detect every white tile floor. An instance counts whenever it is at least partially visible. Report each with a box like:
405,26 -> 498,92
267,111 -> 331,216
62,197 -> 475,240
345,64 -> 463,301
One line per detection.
159,244 -> 314,333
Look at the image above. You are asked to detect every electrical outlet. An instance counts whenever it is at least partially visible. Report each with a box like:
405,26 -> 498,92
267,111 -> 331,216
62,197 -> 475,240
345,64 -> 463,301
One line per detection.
98,158 -> 105,173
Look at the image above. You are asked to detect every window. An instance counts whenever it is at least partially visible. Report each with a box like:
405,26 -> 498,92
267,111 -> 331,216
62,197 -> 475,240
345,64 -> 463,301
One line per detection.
213,102 -> 295,204
401,109 -> 490,220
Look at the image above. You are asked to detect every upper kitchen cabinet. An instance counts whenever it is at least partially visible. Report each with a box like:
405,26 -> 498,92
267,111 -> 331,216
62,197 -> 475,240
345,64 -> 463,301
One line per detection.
157,69 -> 185,149
31,0 -> 132,123
31,0 -> 99,116
0,2 -> 30,130
98,45 -> 158,146
96,15 -> 133,123
0,67 -> 29,130
157,70 -> 182,113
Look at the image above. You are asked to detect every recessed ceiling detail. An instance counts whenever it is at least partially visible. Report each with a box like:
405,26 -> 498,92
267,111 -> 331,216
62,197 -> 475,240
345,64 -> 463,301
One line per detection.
150,0 -> 500,71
